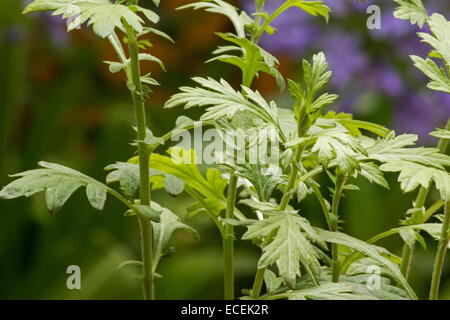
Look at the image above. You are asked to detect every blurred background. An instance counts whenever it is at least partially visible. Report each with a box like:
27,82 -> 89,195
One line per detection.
0,0 -> 449,299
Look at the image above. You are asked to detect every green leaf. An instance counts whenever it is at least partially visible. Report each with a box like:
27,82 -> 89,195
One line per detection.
234,164 -> 283,202
130,148 -> 228,214
288,0 -> 331,22
105,162 -> 140,199
117,260 -> 142,271
336,119 -> 390,138
276,282 -> 367,300
124,204 -> 159,222
0,161 -> 108,212
152,204 -> 199,259
310,127 -> 367,175
393,0 -> 428,28
303,51 -> 333,95
178,0 -> 249,38
24,0 -> 148,38
430,128 -> 450,140
86,183 -> 107,211
209,33 -> 285,89
418,13 -> 450,66
363,132 -> 450,169
23,0 -> 100,13
164,77 -> 279,126
316,229 -> 417,299
359,162 -> 390,189
138,53 -> 165,71
66,3 -> 144,38
141,27 -> 174,43
243,211 -> 326,288
273,1 -> 330,24
104,60 -> 127,74
380,160 -> 450,201
250,263 -> 410,300
410,55 -> 450,94
264,269 -> 284,293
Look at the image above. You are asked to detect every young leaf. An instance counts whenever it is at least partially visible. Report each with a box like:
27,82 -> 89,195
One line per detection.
430,128 -> 450,140
310,128 -> 367,175
243,211 -> 327,288
209,33 -> 285,89
410,55 -> 450,94
263,269 -> 284,293
152,204 -> 199,259
0,162 -> 108,213
393,0 -> 428,28
233,164 -> 284,202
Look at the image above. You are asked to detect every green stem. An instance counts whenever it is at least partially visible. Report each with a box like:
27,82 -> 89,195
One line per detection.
429,201 -> 450,300
250,107 -> 308,297
126,24 -> 154,300
331,175 -> 345,282
251,268 -> 266,299
251,1 -> 265,42
224,173 -> 237,300
279,147 -> 304,211
253,1 -> 291,43
400,187 -> 429,278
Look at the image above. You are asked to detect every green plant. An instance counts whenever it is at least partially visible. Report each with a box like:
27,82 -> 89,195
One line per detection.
1,0 -> 450,301
0,0 -> 199,300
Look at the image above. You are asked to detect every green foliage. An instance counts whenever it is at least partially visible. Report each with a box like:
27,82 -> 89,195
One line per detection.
410,55 -> 450,93
393,0 -> 427,28
316,229 -> 417,299
209,33 -> 284,88
380,161 -> 450,201
152,203 -> 200,262
418,13 -> 450,67
8,0 -> 450,301
164,77 -> 279,128
430,128 -> 450,140
0,162 -> 107,212
23,0 -> 157,38
243,211 -> 326,288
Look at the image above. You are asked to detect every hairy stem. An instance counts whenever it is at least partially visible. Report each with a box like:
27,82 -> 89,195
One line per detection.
126,24 -> 154,300
429,201 -> 450,300
251,268 -> 266,299
224,173 -> 238,300
331,175 -> 345,282
249,146 -> 302,299
400,187 -> 429,278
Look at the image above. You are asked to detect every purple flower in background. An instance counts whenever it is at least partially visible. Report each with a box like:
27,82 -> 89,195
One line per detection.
319,32 -> 367,87
394,92 -> 450,139
362,64 -> 405,97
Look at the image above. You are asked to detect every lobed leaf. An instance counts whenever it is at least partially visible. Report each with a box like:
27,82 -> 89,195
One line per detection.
0,161 -> 108,213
